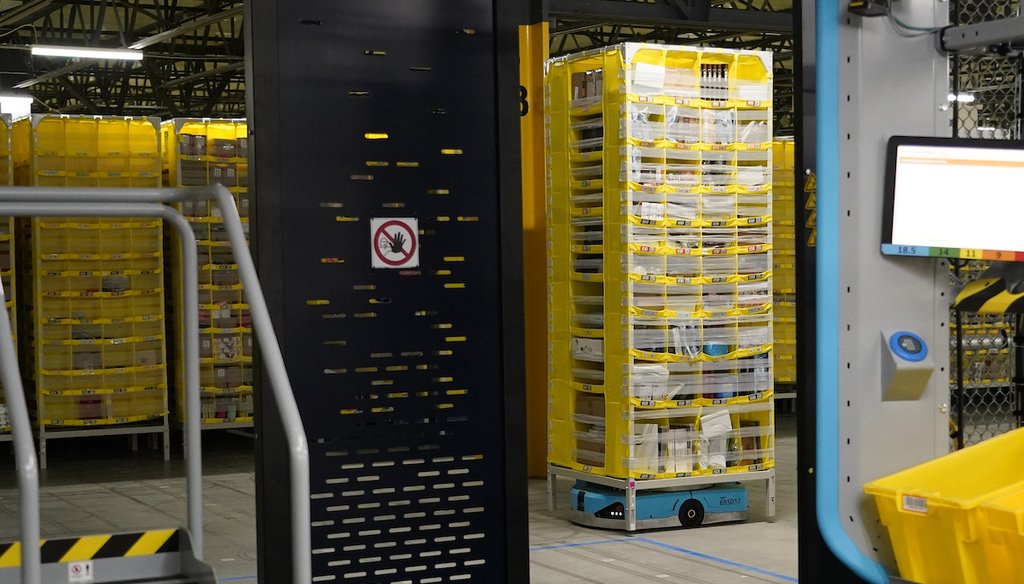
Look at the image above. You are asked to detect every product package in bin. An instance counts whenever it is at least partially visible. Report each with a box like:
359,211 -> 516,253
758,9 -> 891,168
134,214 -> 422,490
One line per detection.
668,324 -> 702,360
631,423 -> 661,476
660,425 -> 697,475
699,409 -> 733,470
572,337 -> 604,361
630,363 -> 669,400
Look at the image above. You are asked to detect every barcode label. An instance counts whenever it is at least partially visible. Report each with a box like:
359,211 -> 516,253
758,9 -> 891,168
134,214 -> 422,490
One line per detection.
903,495 -> 928,514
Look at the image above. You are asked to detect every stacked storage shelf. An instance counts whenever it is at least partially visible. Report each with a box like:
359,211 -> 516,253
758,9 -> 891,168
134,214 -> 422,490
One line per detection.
162,119 -> 253,430
0,116 -> 15,441
547,44 -> 776,496
14,115 -> 169,466
772,139 -> 797,386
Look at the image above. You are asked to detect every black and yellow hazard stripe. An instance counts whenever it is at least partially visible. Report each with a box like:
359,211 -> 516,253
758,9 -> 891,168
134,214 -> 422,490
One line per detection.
956,278 -> 1006,313
0,529 -> 179,568
956,278 -> 1024,314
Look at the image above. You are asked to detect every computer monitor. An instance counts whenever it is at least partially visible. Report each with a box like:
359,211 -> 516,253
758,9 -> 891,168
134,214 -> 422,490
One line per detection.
882,136 -> 1024,261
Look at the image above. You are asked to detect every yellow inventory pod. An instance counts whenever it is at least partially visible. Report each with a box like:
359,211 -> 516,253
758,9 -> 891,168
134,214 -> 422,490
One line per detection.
0,115 -> 15,438
162,118 -> 253,429
546,43 -> 775,481
13,115 -> 168,464
865,427 -> 1024,584
771,138 -> 796,385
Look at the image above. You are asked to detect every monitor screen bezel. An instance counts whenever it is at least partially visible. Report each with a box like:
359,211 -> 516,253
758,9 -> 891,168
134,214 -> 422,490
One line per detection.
883,135 -> 1024,259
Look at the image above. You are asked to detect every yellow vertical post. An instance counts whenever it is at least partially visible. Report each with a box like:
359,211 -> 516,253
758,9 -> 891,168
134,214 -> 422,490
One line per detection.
520,22 -> 549,478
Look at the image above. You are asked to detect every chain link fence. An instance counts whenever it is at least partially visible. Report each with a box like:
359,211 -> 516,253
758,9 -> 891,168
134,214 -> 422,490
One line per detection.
949,0 -> 1023,447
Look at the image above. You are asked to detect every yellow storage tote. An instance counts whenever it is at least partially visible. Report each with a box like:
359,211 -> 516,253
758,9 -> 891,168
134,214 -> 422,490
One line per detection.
981,488 -> 1024,584
864,427 -> 1024,584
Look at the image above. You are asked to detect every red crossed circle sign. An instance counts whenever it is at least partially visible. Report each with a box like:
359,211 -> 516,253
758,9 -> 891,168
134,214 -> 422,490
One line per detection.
373,220 -> 417,266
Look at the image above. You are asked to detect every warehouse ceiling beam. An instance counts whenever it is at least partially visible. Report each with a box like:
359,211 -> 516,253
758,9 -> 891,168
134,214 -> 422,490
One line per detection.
161,60 -> 242,89
128,5 -> 242,49
201,74 -> 230,115
547,0 -> 792,33
141,57 -> 181,116
665,0 -> 711,20
0,0 -> 65,29
56,74 -> 100,114
14,3 -> 242,89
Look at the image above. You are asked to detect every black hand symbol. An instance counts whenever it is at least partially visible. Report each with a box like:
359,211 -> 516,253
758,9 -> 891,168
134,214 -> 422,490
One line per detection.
389,231 -> 406,254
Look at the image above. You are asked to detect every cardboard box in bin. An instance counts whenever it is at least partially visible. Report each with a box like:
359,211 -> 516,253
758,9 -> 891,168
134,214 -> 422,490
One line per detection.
575,393 -> 604,417
214,366 -> 243,388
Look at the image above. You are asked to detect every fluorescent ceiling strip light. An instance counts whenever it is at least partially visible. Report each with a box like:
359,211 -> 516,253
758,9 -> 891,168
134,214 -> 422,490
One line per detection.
31,45 -> 143,61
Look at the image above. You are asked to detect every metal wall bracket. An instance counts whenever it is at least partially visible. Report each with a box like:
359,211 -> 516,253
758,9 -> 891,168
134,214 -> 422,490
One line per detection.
940,15 -> 1024,55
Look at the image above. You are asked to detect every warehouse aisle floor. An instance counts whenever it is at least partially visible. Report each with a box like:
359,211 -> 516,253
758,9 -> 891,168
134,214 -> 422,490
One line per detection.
0,416 -> 797,583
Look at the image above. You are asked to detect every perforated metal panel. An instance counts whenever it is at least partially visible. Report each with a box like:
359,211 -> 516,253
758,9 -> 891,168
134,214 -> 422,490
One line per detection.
247,1 -> 527,582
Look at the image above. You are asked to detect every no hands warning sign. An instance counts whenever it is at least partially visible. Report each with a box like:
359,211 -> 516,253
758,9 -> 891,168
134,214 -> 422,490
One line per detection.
371,218 -> 419,269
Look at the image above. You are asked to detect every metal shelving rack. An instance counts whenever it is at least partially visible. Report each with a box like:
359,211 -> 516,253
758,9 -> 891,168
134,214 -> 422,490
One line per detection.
0,115 -> 14,443
13,114 -> 169,466
546,43 -> 776,530
162,118 -> 253,431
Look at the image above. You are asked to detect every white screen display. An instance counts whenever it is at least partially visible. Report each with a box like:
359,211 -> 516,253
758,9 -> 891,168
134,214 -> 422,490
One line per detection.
892,143 -> 1024,252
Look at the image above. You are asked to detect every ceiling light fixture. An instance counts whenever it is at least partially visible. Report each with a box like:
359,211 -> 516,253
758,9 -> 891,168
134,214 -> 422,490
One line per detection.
0,94 -> 32,119
30,45 -> 143,61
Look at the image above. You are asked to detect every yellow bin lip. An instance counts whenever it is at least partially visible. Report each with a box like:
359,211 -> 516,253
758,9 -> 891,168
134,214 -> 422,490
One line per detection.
982,488 -> 1024,535
865,427 -> 1024,512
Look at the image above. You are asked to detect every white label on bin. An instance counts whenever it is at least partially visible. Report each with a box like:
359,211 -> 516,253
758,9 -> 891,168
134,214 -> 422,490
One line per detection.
902,495 -> 928,514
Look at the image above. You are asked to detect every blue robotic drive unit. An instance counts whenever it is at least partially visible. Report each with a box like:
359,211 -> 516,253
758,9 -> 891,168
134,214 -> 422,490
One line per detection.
569,481 -> 748,530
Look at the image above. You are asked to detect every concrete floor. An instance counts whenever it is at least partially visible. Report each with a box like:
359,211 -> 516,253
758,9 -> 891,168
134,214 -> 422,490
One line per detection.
0,415 -> 798,583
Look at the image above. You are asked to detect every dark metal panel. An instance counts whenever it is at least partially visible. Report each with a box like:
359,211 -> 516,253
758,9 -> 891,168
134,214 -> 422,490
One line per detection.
494,0 -> 531,576
248,0 -> 528,582
245,0 -> 295,581
546,0 -> 793,33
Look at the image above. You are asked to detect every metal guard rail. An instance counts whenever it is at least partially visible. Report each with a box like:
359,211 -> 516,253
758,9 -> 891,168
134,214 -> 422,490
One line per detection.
0,185 -> 311,584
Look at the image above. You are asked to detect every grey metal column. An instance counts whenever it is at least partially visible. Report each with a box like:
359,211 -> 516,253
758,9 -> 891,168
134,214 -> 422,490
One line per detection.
822,0 -> 951,573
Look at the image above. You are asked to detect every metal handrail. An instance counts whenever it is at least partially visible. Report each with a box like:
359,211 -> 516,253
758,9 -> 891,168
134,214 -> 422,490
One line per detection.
0,186 -> 311,584
0,219 -> 39,584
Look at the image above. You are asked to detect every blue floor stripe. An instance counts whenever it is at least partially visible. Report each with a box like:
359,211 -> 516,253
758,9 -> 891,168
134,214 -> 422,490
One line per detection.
637,537 -> 798,583
529,537 -> 636,552
226,538 -> 795,582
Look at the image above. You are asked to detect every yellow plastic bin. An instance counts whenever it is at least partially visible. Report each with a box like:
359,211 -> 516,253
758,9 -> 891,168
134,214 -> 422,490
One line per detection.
864,427 -> 1024,584
981,488 -> 1024,584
